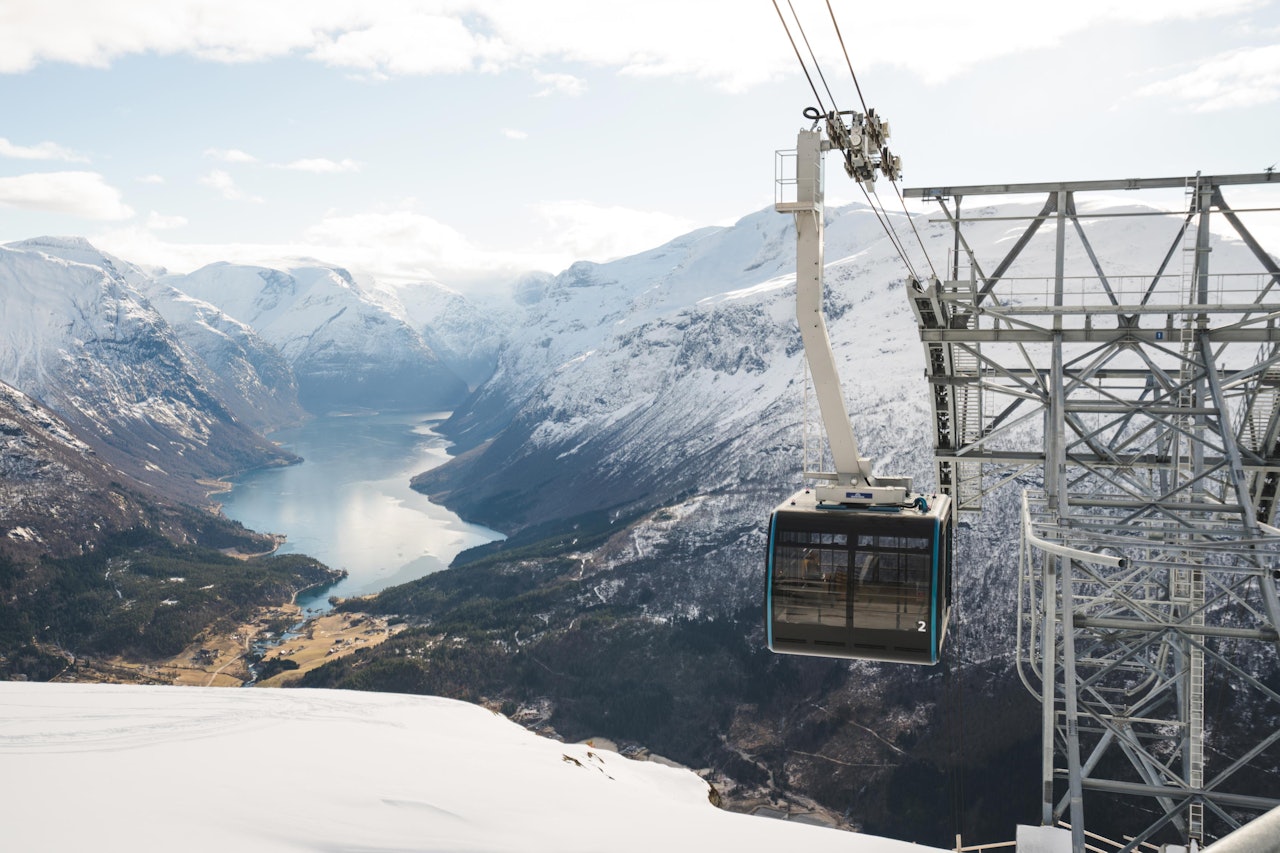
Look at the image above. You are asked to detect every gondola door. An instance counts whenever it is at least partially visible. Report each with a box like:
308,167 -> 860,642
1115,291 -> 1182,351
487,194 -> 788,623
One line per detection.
768,524 -> 852,653
847,526 -> 935,662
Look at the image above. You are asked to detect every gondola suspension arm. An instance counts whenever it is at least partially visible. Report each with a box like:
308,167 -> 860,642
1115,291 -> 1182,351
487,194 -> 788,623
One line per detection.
781,118 -> 911,506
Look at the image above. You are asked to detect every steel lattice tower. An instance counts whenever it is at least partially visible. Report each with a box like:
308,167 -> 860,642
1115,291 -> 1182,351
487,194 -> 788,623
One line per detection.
905,174 -> 1280,852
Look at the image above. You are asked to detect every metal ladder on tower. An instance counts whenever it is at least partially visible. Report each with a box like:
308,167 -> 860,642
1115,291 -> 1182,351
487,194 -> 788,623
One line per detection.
1175,174 -> 1206,844
950,318 -> 986,511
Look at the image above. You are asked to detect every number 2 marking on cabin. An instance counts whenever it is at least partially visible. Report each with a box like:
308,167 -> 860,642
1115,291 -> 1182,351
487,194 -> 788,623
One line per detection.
916,620 -> 927,632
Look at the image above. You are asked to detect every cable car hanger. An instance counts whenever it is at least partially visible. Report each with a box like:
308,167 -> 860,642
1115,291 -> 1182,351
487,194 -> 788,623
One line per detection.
765,110 -> 954,665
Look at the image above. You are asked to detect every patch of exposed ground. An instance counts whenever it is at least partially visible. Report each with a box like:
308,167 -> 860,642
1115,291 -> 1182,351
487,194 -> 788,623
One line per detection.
255,611 -> 406,687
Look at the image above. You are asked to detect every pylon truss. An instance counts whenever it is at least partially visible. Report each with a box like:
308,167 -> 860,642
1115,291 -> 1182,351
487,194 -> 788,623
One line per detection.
904,173 -> 1280,851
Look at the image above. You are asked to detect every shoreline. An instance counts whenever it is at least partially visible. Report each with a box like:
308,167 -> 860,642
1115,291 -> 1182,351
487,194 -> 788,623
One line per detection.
219,532 -> 288,560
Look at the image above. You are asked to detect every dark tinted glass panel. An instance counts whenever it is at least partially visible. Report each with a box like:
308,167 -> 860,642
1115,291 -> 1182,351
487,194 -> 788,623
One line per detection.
851,531 -> 929,633
772,539 -> 849,629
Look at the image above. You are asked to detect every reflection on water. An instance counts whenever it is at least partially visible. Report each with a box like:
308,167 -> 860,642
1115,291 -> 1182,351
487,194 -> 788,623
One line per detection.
219,412 -> 503,611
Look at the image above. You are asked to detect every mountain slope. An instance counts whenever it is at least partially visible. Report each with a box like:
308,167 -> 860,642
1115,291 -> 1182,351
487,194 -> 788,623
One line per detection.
0,378 -> 149,562
0,376 -> 340,676
412,204 -> 930,535
6,236 -> 304,433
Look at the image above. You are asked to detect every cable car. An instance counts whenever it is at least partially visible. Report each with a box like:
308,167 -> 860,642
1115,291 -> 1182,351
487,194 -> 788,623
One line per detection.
766,489 -> 953,665
765,122 -> 958,665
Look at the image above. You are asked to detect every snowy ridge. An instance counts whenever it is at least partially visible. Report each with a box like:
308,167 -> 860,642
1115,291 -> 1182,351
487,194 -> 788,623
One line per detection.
166,262 -> 468,412
0,681 -> 944,853
6,237 -> 303,433
363,274 -> 512,391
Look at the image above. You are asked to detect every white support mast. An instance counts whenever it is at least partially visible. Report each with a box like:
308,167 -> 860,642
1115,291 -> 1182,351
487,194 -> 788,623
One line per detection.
777,123 -> 910,506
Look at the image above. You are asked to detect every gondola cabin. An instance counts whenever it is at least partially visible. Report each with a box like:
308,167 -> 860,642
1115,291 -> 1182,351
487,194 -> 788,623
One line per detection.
766,489 -> 953,665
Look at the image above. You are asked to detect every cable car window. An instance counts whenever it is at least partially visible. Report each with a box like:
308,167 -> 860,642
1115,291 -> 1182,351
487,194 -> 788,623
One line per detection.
771,537 -> 849,629
851,534 -> 929,632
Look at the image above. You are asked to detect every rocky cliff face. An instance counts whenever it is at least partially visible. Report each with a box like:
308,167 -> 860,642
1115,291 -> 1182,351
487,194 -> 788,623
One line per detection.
0,379 -> 151,562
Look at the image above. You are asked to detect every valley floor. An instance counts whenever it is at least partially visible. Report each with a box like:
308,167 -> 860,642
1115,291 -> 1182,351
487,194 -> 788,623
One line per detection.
46,604 -> 403,688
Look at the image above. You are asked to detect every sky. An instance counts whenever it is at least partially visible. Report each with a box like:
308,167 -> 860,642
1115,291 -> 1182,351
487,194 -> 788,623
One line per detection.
1,681 -> 952,852
0,0 -> 1277,290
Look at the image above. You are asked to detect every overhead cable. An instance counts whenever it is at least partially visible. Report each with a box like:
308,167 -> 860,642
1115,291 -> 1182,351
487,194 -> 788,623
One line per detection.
771,0 -> 827,114
824,0 -> 868,115
824,0 -> 937,281
785,0 -> 842,116
865,183 -> 919,280
771,0 -> 936,282
891,181 -> 939,280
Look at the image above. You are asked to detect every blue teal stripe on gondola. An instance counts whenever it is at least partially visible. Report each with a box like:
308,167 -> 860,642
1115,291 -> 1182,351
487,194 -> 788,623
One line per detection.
930,516 -> 940,664
766,512 -> 777,649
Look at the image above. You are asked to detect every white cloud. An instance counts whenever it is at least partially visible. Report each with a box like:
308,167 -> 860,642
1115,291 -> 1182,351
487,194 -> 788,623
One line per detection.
0,137 -> 88,162
204,147 -> 258,163
531,200 -> 696,263
501,128 -> 528,140
204,150 -> 361,173
1135,44 -> 1280,112
200,169 -> 263,203
0,1 -> 1259,90
308,9 -> 511,76
301,208 -> 540,282
533,71 -> 586,97
277,157 -> 362,173
146,210 -> 188,230
92,205 -> 569,286
136,173 -> 165,184
831,1 -> 1269,85
0,171 -> 133,220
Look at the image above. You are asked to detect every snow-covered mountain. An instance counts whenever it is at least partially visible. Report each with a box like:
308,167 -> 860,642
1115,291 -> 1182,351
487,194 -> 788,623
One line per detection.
413,204 -> 938,541
0,681 -> 945,853
0,238 -> 295,502
130,278 -> 305,433
4,237 -> 303,434
0,238 -> 489,503
363,275 -> 513,391
165,262 -> 468,413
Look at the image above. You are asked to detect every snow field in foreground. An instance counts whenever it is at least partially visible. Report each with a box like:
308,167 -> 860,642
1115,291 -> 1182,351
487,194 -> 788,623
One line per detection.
0,682 -> 946,853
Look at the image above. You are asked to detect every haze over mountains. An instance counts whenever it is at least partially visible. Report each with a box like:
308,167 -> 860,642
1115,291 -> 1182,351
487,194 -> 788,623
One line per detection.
2,195 -> 1278,845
